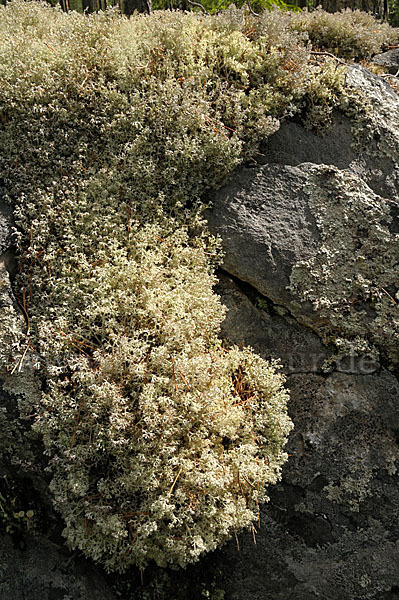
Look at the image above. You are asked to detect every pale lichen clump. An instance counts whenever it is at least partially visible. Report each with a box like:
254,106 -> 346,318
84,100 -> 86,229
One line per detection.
289,7 -> 398,60
0,0 -> 301,570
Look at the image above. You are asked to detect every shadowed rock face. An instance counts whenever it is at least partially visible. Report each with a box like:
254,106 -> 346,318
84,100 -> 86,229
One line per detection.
0,535 -> 115,600
212,273 -> 399,600
1,67 -> 399,600
372,48 -> 399,75
206,163 -> 321,312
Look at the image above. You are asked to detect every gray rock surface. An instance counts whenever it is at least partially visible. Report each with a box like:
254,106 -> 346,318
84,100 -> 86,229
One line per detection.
372,48 -> 399,75
207,67 -> 399,291
206,66 -> 399,364
206,163 -> 321,313
216,272 -> 331,374
201,67 -> 399,599
0,535 -> 114,600
211,276 -> 399,600
206,159 -> 399,354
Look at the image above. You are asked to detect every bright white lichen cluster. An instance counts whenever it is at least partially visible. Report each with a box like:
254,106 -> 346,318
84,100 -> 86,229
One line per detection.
0,1 -> 300,570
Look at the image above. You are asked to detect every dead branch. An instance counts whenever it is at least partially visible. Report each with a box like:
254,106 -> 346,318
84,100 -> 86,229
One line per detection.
310,51 -> 347,66
187,0 -> 209,15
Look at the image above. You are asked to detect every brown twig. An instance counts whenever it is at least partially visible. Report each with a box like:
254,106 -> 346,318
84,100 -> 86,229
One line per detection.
310,51 -> 347,66
168,467 -> 183,496
380,287 -> 398,304
243,475 -> 256,490
251,523 -> 257,545
187,0 -> 209,14
177,366 -> 191,389
54,328 -> 97,355
70,399 -> 83,450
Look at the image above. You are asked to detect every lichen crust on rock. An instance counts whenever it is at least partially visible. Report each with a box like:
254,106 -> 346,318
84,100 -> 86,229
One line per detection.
290,164 -> 399,366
